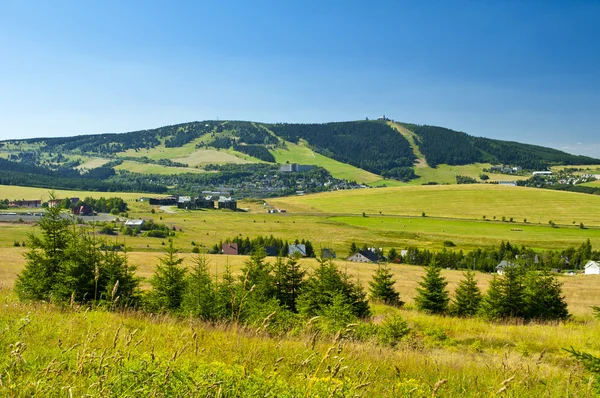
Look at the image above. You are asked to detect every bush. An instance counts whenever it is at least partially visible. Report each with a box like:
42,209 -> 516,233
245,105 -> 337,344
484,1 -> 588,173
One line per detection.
377,314 -> 410,347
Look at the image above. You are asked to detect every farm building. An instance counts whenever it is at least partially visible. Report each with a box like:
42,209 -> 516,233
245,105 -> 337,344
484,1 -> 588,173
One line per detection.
149,196 -> 177,206
125,219 -> 145,228
8,200 -> 41,208
347,249 -> 379,263
288,244 -> 307,257
178,196 -> 215,210
218,196 -> 237,211
222,243 -> 239,255
496,260 -> 516,275
584,260 -> 600,275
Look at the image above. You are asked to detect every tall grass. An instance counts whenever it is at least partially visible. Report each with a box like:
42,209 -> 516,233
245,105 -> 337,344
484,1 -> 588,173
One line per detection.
1,288 -> 597,397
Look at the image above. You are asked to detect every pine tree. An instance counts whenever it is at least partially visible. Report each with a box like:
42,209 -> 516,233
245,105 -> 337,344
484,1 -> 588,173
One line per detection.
450,271 -> 481,316
369,265 -> 403,307
146,239 -> 187,312
181,254 -> 214,320
297,258 -> 370,318
387,248 -> 399,263
414,260 -> 449,314
15,197 -> 72,301
524,271 -> 569,321
500,266 -> 526,318
479,275 -> 505,320
348,242 -> 358,256
273,257 -> 305,312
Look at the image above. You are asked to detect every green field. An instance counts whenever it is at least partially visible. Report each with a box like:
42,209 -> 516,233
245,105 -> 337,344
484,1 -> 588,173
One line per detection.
271,141 -> 384,184
410,163 -> 528,185
2,184 -> 600,255
269,184 -> 600,226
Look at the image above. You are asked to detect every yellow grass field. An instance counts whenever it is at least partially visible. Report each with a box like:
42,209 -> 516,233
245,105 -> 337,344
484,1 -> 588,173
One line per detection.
0,184 -> 163,202
173,148 -> 254,166
1,247 -> 598,317
269,184 -> 600,226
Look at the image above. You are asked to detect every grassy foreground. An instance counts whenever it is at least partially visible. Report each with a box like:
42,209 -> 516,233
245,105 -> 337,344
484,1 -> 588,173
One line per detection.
0,287 -> 597,397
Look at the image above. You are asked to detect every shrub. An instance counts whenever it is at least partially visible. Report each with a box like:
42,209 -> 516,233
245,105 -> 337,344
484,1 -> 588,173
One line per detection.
377,314 -> 410,347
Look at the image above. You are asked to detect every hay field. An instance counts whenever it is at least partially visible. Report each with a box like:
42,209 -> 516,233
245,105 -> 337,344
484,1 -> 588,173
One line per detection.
0,184 -> 160,202
269,184 -> 600,226
1,248 -> 598,317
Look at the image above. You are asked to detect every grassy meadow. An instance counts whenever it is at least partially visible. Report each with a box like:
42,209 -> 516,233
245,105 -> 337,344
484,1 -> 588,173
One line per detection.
2,183 -> 600,396
1,279 -> 599,396
0,184 -> 159,203
269,184 -> 600,226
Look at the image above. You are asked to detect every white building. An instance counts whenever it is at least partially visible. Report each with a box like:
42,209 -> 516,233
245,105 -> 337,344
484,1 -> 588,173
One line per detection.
584,260 -> 600,275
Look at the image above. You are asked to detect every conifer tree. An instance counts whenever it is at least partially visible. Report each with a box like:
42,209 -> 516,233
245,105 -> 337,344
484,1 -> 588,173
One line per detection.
479,275 -> 505,320
273,256 -> 305,312
15,197 -> 72,301
414,260 -> 449,314
369,265 -> 403,307
524,271 -> 569,321
146,239 -> 187,311
181,254 -> 214,320
498,266 -> 526,318
450,271 -> 481,316
297,258 -> 370,318
387,248 -> 399,263
214,261 -> 237,321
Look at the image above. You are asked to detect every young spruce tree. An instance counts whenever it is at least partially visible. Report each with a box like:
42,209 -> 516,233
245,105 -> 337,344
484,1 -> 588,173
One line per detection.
181,253 -> 214,320
369,265 -> 403,307
414,259 -> 449,314
146,239 -> 187,312
450,270 -> 482,316
15,198 -> 72,301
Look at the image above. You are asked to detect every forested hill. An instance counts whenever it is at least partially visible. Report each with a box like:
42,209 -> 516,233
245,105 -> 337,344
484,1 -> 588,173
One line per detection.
400,123 -> 599,169
4,119 -> 599,176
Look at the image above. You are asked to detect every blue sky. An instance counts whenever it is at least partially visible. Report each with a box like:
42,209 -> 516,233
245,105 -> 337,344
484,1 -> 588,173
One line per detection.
1,1 -> 599,156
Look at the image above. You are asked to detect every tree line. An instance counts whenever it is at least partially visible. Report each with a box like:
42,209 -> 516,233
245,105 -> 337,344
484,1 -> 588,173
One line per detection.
15,204 -> 576,342
401,123 -> 600,169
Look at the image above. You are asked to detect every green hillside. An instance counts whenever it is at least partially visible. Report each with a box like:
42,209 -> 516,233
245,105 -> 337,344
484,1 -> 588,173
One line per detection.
2,119 -> 599,194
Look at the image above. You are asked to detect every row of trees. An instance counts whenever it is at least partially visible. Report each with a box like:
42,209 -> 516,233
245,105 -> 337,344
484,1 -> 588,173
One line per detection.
14,204 -> 574,337
414,261 -> 569,321
357,240 -> 598,273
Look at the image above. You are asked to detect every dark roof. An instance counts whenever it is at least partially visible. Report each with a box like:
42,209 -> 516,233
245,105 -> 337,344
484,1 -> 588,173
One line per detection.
359,249 -> 379,263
